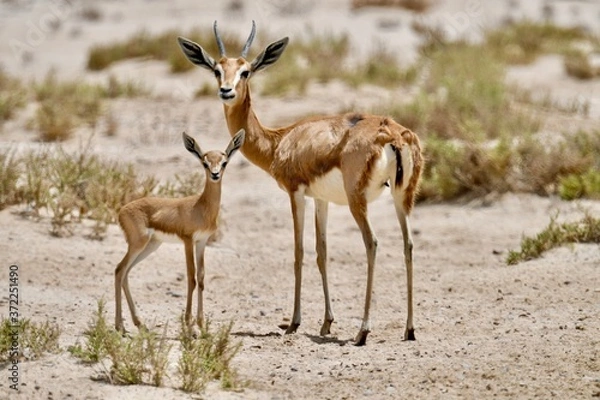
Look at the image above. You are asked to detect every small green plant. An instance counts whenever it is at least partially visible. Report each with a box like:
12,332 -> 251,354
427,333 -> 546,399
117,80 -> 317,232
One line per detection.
69,300 -> 172,386
68,299 -> 120,364
559,169 -> 600,200
107,326 -> 172,386
0,317 -> 60,362
507,212 -> 600,265
178,317 -> 241,393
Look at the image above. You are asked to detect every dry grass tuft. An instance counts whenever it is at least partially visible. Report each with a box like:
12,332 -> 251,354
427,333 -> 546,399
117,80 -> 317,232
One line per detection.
351,0 -> 432,12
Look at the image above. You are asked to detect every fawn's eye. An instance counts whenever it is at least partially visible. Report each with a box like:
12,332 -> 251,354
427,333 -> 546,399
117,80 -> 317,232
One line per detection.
202,161 -> 209,169
222,161 -> 228,168
240,70 -> 250,79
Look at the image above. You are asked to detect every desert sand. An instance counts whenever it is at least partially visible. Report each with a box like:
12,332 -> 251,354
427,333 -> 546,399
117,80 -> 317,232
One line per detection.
1,1 -> 599,399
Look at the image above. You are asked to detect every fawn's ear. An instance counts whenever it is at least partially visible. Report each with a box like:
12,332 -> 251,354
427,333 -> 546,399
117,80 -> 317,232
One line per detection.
182,132 -> 204,161
250,37 -> 289,72
177,37 -> 216,71
225,129 -> 245,159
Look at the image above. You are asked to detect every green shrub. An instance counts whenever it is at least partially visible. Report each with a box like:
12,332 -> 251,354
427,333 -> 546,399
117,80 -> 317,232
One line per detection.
0,317 -> 60,362
178,317 -> 241,393
507,212 -> 600,264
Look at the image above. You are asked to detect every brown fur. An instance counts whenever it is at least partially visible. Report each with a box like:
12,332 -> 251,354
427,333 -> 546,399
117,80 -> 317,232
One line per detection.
114,131 -> 244,332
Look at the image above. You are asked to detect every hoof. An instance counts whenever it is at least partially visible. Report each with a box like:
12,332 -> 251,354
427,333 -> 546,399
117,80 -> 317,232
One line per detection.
354,329 -> 369,346
404,328 -> 416,341
284,322 -> 300,334
320,320 -> 333,336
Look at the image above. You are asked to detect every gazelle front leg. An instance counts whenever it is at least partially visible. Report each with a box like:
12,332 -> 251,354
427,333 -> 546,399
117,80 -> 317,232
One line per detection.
183,238 -> 197,328
195,236 -> 209,328
315,198 -> 334,335
348,194 -> 378,346
285,189 -> 306,334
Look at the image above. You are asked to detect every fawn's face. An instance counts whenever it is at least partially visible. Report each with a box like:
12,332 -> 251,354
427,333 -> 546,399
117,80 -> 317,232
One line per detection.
182,129 -> 246,183
201,151 -> 229,182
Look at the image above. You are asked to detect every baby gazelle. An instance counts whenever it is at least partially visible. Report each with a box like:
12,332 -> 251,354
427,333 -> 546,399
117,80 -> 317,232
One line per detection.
114,129 -> 245,332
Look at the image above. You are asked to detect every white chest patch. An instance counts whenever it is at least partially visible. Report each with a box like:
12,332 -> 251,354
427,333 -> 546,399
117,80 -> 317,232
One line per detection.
305,145 -> 396,205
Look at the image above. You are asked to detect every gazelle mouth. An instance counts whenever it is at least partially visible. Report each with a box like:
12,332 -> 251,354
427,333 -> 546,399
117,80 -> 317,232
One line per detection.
219,93 -> 235,101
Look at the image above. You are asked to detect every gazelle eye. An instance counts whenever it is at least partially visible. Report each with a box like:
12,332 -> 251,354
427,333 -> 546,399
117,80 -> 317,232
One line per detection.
240,70 -> 250,79
202,161 -> 209,168
214,70 -> 221,78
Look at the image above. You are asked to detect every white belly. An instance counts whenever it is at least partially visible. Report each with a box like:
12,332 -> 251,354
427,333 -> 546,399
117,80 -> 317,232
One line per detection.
148,229 -> 212,244
305,145 -> 396,205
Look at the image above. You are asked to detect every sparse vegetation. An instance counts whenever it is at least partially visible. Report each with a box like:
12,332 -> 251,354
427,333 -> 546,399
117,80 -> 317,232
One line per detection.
0,70 -> 27,124
68,299 -> 120,364
69,300 -> 172,386
485,20 -> 589,65
30,71 -> 148,142
351,0 -> 432,12
0,317 -> 60,362
178,317 -> 241,393
563,49 -> 598,80
69,301 -> 241,392
3,141 -> 203,238
0,148 -> 21,210
86,27 -> 244,73
507,212 -> 600,265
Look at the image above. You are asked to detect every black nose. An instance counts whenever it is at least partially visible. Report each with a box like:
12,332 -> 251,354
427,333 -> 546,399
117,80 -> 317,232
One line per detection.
220,87 -> 232,94
210,172 -> 220,180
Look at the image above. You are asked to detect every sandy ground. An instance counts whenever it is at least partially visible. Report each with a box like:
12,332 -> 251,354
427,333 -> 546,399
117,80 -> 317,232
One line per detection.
1,1 -> 600,399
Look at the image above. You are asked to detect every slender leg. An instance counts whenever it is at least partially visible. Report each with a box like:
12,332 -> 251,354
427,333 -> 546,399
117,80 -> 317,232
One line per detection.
393,192 -> 415,341
347,194 -> 378,346
122,237 -> 161,329
286,189 -> 306,334
315,198 -> 334,335
195,236 -> 209,328
115,249 -> 141,332
183,238 -> 197,327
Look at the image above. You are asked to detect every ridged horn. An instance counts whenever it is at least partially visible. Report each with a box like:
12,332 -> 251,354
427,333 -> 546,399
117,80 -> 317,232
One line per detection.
213,21 -> 226,57
240,20 -> 256,58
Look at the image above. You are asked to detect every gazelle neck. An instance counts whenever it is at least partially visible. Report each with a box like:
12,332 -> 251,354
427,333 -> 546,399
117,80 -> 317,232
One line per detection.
198,176 -> 221,208
223,89 -> 283,174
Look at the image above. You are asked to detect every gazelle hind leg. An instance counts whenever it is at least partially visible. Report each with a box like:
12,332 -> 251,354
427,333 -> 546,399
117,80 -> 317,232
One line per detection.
347,194 -> 378,346
315,199 -> 334,335
122,237 -> 162,329
392,189 -> 415,340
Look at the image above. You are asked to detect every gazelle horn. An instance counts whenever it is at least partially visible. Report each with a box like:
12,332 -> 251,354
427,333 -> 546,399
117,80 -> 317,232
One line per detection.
241,20 -> 256,58
213,21 -> 226,57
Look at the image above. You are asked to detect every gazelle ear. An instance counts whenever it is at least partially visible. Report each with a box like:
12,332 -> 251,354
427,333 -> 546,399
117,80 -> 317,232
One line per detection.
177,37 -> 216,71
250,37 -> 289,72
224,129 -> 245,159
182,132 -> 204,161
